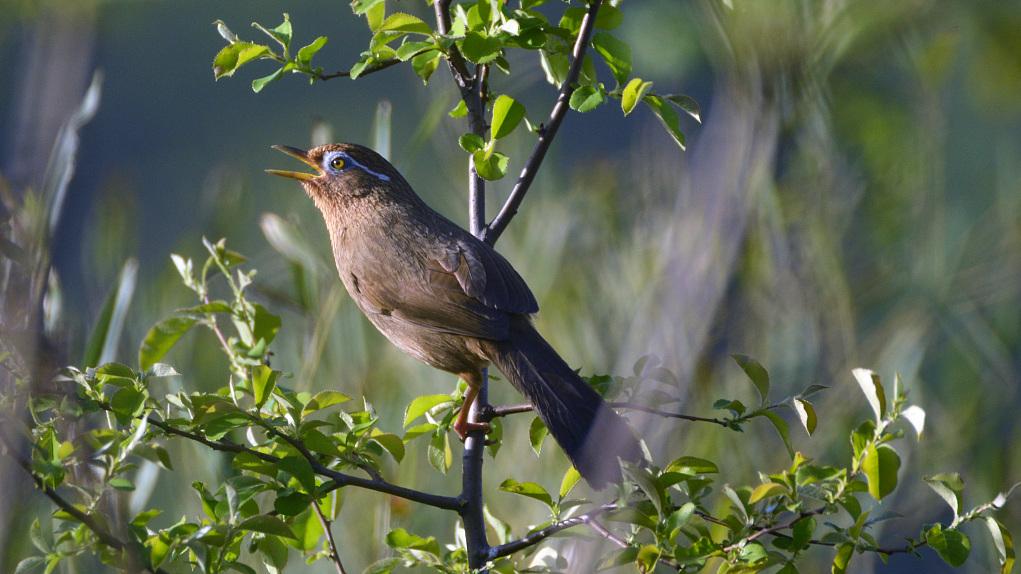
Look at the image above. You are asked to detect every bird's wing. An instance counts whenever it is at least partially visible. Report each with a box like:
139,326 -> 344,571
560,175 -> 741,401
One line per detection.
353,236 -> 537,341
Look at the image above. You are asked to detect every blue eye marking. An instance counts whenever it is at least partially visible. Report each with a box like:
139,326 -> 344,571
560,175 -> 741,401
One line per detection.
324,151 -> 390,182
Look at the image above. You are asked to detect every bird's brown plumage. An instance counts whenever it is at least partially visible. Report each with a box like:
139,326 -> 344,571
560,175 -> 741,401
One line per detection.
269,142 -> 640,487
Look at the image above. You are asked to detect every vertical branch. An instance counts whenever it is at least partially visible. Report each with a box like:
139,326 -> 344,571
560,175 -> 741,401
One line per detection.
482,0 -> 603,245
433,1 -> 492,570
312,501 -> 349,574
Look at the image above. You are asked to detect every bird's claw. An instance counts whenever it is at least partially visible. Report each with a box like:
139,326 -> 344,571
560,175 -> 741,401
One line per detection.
453,421 -> 491,442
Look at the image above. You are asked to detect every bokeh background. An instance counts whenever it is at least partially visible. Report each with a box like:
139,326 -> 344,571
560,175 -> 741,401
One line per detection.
2,0 -> 1021,572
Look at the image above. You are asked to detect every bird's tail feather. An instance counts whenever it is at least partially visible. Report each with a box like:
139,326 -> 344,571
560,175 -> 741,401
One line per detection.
482,317 -> 642,488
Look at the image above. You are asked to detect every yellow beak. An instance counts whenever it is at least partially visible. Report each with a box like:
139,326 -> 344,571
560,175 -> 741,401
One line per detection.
266,145 -> 321,181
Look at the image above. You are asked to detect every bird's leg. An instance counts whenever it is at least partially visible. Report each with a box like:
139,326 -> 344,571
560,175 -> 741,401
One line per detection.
453,371 -> 491,441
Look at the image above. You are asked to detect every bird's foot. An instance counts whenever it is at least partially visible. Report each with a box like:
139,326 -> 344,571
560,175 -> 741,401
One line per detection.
453,421 -> 491,442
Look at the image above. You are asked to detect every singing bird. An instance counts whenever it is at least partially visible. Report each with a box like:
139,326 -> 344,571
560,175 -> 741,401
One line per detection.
268,143 -> 640,487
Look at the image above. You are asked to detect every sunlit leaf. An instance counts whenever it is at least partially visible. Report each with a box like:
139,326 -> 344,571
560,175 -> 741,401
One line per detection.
862,444 -> 900,500
927,524 -> 971,567
852,368 -> 886,422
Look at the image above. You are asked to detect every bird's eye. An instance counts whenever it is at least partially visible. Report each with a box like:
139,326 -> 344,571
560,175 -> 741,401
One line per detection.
330,156 -> 345,170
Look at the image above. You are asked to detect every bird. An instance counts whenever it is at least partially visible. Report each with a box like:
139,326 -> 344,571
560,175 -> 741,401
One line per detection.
267,143 -> 641,487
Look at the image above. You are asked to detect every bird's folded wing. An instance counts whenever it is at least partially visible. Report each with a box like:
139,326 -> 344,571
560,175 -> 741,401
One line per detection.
354,238 -> 537,341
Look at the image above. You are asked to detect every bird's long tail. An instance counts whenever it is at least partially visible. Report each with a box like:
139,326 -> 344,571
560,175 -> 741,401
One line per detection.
481,317 -> 642,488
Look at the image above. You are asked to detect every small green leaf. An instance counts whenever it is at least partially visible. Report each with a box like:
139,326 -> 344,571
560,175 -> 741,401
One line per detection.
279,455 -> 317,494
109,477 -> 135,491
213,42 -> 270,80
591,32 -> 631,85
748,482 -> 786,504
926,523 -> 971,567
251,366 -> 278,409
403,395 -> 453,427
793,398 -> 817,435
459,133 -> 486,153
636,544 -> 660,572
460,32 -> 504,64
665,94 -> 701,123
528,416 -> 548,456
664,456 -> 719,475
621,78 -> 653,116
138,316 -> 196,371
559,467 -> 581,499
110,387 -> 145,425
540,49 -> 570,86
472,150 -> 510,181
623,462 -> 665,518
490,95 -> 526,140
376,13 -> 431,35
862,444 -> 900,500
499,479 -> 553,508
351,0 -> 385,17
449,100 -> 469,118
252,13 -> 292,52
427,430 -> 452,474
371,432 -> 405,463
924,473 -> 964,521
385,528 -> 439,553
301,390 -> 351,418
985,517 -> 1015,574
411,50 -> 442,84
239,515 -> 298,540
296,36 -> 328,67
732,354 -> 770,404
643,95 -> 686,149
852,368 -> 887,422
569,85 -> 605,112
395,40 -> 434,61
831,543 -> 853,574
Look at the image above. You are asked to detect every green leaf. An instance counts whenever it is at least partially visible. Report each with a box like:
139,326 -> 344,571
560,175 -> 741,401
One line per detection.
902,405 -> 926,438
924,473 -> 964,521
449,99 -> 469,118
109,477 -> 135,491
540,49 -> 570,86
296,36 -> 328,67
490,95 -> 526,140
643,95 -> 686,149
831,543 -> 853,574
591,32 -> 631,85
926,524 -> 971,567
755,410 -> 794,458
273,491 -> 309,517
985,517 -> 1015,574
664,456 -> 719,475
665,94 -> 702,123
239,515 -> 298,540
403,394 -> 453,427
146,363 -> 179,378
351,0 -> 386,17
748,482 -> 786,504
301,390 -> 351,418
621,78 -> 653,116
559,467 -> 581,499
385,528 -> 439,553
376,12 -> 431,35
790,516 -> 816,552
793,398 -> 817,435
371,432 -> 405,463
253,14 -> 292,52
461,31 -> 504,64
410,49 -> 442,84
15,557 -> 45,574
569,85 -> 605,112
732,354 -> 770,404
138,316 -> 196,371
427,430 -> 452,474
279,455 -> 317,494
499,479 -> 553,508
636,544 -> 661,572
213,42 -> 270,80
459,133 -> 486,153
472,150 -> 510,181
862,444 -> 900,500
623,462 -> 665,517
252,366 -> 278,409
528,416 -> 548,456
852,368 -> 887,422
395,40 -> 434,62
110,387 -> 145,425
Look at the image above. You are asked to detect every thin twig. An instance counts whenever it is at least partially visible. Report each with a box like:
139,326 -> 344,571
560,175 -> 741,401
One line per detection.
316,59 -> 402,80
482,0 -> 604,245
312,501 -> 349,574
134,410 -> 463,510
485,401 -> 729,427
487,504 -> 618,560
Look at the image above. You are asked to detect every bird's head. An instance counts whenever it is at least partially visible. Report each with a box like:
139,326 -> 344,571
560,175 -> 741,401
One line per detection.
267,143 -> 411,204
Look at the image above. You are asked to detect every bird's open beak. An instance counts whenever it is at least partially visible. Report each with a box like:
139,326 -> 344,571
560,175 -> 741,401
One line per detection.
266,145 -> 321,181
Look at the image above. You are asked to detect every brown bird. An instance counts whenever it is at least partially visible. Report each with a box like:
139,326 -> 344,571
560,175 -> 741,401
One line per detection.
268,143 -> 640,487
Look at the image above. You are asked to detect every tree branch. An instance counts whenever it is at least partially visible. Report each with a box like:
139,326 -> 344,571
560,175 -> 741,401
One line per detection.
460,369 -> 491,569
485,401 -> 730,427
487,504 -> 618,560
482,0 -> 603,245
312,501 -> 349,574
136,411 -> 463,511
316,59 -> 401,81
